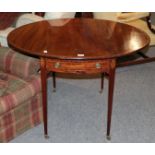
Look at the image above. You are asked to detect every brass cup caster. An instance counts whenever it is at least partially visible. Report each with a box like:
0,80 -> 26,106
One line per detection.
44,134 -> 50,139
99,89 -> 103,94
106,135 -> 111,141
53,88 -> 56,92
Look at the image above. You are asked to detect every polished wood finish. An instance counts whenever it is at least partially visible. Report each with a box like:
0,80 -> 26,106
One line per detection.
107,59 -> 116,140
52,72 -> 56,92
8,18 -> 150,60
46,59 -> 110,74
100,73 -> 104,93
7,18 -> 150,140
40,58 -> 48,138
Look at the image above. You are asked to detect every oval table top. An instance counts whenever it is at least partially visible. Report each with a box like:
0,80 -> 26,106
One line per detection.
7,18 -> 150,60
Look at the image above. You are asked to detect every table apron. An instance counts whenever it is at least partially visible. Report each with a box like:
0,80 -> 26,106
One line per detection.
45,59 -> 113,74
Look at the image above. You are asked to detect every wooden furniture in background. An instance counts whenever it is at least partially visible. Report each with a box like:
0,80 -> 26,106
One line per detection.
75,12 -> 93,18
35,12 -> 45,17
0,12 -> 21,30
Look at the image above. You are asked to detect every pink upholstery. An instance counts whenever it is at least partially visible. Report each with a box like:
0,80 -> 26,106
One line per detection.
0,48 -> 40,79
0,47 -> 42,142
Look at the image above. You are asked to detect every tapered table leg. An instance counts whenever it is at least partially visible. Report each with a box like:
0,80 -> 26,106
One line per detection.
100,73 -> 104,93
40,58 -> 49,138
52,72 -> 56,92
107,60 -> 116,140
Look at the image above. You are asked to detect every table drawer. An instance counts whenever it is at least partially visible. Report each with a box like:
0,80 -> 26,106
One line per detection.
46,59 -> 110,74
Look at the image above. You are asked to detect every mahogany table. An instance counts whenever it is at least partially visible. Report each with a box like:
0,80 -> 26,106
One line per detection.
7,18 -> 150,140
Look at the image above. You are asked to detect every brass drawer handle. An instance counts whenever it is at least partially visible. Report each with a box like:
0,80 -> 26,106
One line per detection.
96,63 -> 101,69
54,62 -> 61,68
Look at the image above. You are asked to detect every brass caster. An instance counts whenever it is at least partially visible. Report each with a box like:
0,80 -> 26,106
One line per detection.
106,135 -> 111,141
99,89 -> 103,94
44,134 -> 49,139
53,88 -> 56,92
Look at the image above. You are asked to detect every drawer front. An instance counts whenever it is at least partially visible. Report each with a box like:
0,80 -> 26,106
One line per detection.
46,59 -> 110,74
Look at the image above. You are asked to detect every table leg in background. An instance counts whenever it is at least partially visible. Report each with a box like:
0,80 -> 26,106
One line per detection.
107,60 -> 116,140
52,72 -> 56,92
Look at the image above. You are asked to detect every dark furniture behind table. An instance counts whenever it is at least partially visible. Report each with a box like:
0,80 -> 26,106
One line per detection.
0,12 -> 22,30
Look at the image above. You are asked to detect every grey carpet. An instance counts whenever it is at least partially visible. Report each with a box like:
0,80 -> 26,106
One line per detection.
10,46 -> 155,143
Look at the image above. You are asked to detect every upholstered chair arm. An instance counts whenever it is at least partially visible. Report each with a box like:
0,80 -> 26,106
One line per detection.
117,12 -> 150,22
0,47 -> 40,79
44,12 -> 76,20
15,13 -> 44,27
0,27 -> 15,47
